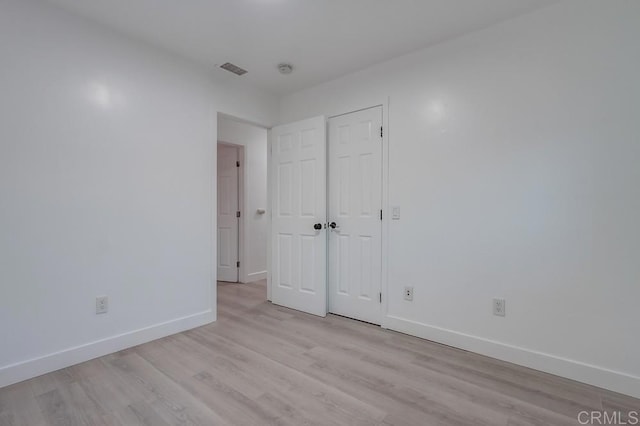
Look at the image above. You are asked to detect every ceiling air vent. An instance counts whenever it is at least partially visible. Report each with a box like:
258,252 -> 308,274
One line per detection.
219,62 -> 248,76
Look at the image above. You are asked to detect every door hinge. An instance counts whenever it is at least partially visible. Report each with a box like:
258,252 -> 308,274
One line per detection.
236,261 -> 240,268
380,126 -> 383,138
236,211 -> 241,218
379,292 -> 382,303
380,209 -> 383,220
236,160 -> 240,167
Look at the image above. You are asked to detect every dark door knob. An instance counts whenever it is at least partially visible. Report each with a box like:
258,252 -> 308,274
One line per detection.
329,222 -> 337,229
313,223 -> 322,230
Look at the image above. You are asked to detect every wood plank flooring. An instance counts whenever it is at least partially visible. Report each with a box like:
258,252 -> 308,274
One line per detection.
1,280 -> 638,425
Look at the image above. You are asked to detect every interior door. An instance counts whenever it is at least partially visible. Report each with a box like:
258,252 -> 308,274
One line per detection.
217,144 -> 239,282
328,106 -> 383,324
270,116 -> 327,316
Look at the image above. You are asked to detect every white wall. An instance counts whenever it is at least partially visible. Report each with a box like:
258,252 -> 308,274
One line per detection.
217,117 -> 269,283
0,0 -> 276,387
280,0 -> 640,397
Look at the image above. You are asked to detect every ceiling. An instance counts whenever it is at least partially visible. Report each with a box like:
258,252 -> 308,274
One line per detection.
45,0 -> 557,95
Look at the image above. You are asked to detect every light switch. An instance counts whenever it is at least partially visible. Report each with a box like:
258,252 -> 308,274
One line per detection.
392,206 -> 401,220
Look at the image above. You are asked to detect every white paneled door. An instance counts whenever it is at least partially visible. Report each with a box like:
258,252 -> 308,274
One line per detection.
217,144 -> 239,282
328,106 -> 383,324
270,116 -> 327,317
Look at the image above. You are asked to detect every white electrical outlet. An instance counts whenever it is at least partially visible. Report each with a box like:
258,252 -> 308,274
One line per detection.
96,296 -> 108,314
493,298 -> 506,317
403,286 -> 414,301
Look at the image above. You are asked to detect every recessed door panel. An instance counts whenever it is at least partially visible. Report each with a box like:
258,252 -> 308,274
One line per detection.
358,236 -> 373,300
300,235 -> 316,293
218,227 -> 232,267
277,234 -> 293,289
300,159 -> 316,217
337,234 -> 350,295
359,153 -> 373,217
278,163 -> 293,217
338,156 -> 350,217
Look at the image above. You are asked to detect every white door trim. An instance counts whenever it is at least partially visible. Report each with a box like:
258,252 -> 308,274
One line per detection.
267,128 -> 273,301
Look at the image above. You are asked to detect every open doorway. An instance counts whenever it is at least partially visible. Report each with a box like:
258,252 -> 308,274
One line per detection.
216,113 -> 269,306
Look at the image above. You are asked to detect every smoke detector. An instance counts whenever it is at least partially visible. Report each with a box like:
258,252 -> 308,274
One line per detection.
277,63 -> 293,75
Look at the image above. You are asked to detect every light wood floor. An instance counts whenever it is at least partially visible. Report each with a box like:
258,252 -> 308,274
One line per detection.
1,280 -> 637,425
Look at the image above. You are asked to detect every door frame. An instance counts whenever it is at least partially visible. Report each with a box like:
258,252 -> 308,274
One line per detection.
267,98 -> 390,327
216,142 -> 244,283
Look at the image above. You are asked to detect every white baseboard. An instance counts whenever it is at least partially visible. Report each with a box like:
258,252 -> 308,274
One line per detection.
0,310 -> 215,389
383,315 -> 640,399
243,270 -> 267,283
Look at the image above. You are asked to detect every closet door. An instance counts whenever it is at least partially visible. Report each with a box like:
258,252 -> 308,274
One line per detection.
328,106 -> 383,324
270,116 -> 327,317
